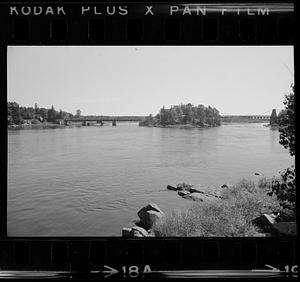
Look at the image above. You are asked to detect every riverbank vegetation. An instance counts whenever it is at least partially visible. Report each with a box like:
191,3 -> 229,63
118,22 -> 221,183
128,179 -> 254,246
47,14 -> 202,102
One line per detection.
153,176 -> 295,237
153,179 -> 283,236
139,103 -> 221,127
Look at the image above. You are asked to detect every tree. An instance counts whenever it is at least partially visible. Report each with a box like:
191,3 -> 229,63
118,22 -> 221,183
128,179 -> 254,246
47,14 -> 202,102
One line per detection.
75,109 -> 81,118
47,105 -> 57,122
278,86 -> 295,156
270,109 -> 278,125
39,108 -> 48,121
7,102 -> 22,124
57,109 -> 67,120
268,85 -> 295,217
159,106 -> 168,125
34,103 -> 38,114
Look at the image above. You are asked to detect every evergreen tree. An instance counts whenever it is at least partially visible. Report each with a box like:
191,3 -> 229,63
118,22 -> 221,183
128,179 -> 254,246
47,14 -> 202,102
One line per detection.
270,109 -> 278,125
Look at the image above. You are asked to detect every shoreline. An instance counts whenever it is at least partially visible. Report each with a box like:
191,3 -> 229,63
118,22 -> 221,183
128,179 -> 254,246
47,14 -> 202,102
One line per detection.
8,121 -> 271,130
139,123 -> 218,129
8,123 -> 74,130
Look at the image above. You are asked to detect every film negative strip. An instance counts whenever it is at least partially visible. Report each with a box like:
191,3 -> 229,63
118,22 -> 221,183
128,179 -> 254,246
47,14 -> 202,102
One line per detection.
0,0 -> 297,280
0,1 -> 295,44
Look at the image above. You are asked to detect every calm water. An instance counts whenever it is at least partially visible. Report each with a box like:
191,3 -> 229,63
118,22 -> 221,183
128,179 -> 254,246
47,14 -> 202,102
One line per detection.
8,123 -> 294,236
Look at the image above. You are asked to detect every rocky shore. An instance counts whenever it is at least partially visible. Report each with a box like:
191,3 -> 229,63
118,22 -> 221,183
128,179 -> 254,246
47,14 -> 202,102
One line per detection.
122,182 -> 296,237
166,182 -> 229,201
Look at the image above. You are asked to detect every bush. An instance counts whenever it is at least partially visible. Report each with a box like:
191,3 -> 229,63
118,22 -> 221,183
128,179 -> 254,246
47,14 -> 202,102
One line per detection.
31,119 -> 41,124
153,179 -> 282,237
268,166 -> 296,220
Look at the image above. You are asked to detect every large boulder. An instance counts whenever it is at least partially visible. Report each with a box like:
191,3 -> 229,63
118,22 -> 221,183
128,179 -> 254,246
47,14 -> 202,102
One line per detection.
122,227 -> 132,237
130,226 -> 149,237
131,230 -> 144,237
137,203 -> 165,229
272,222 -> 297,237
252,213 -> 279,234
148,210 -> 164,227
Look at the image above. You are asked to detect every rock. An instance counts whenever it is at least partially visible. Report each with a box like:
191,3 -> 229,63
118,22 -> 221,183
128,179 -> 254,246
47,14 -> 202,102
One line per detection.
137,203 -> 164,229
253,213 -> 296,237
189,187 -> 204,193
138,203 -> 163,215
208,189 -> 223,198
178,190 -> 190,197
122,227 -> 132,237
167,185 -> 177,191
187,192 -> 205,201
177,183 -> 193,191
272,222 -> 297,237
132,230 -> 144,237
147,232 -> 156,237
176,186 -> 185,191
252,213 -> 279,234
130,226 -> 149,237
147,210 -> 165,227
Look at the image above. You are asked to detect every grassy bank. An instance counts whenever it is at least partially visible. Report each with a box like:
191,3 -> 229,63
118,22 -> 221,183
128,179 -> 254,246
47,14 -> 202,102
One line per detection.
153,179 -> 287,237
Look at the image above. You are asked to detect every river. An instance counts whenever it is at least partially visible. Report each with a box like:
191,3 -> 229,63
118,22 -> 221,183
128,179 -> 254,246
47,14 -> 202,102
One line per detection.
7,123 -> 294,236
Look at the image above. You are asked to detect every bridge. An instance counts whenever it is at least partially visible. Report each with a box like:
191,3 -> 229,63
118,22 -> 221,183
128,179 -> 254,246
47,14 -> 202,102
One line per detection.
220,115 -> 270,122
65,116 -> 145,126
65,115 -> 271,126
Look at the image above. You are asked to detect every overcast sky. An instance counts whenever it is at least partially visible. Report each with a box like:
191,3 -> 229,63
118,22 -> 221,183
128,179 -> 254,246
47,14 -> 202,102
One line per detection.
7,46 -> 294,116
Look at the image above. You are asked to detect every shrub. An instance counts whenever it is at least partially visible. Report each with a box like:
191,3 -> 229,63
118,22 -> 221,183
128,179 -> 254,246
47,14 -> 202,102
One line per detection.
268,166 -> 296,220
31,119 -> 41,124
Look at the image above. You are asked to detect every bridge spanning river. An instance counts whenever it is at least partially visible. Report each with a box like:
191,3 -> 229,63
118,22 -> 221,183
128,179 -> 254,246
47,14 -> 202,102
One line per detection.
65,115 -> 270,126
65,116 -> 145,126
221,115 -> 270,122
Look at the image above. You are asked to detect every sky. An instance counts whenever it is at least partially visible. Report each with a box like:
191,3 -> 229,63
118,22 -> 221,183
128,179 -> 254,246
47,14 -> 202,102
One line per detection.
7,46 -> 294,116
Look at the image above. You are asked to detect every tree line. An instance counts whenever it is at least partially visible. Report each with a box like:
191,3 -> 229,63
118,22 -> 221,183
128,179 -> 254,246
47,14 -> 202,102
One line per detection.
7,102 -> 75,125
140,103 -> 221,127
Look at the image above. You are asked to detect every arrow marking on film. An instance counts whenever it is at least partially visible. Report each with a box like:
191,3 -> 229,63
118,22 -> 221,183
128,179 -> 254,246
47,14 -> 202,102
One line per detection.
252,264 -> 281,272
102,265 -> 119,278
90,265 -> 119,277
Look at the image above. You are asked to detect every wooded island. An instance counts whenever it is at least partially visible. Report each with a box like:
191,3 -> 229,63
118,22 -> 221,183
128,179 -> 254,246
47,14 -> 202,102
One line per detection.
139,103 -> 221,127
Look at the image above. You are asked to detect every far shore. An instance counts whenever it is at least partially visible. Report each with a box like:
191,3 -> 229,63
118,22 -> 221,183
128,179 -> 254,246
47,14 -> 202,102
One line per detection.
8,123 -> 74,130
139,124 -> 213,129
8,121 -> 271,130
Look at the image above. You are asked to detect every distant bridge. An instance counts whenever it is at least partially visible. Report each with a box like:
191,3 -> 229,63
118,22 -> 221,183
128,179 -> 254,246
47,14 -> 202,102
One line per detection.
221,115 -> 270,122
65,116 -> 145,126
65,115 -> 271,126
